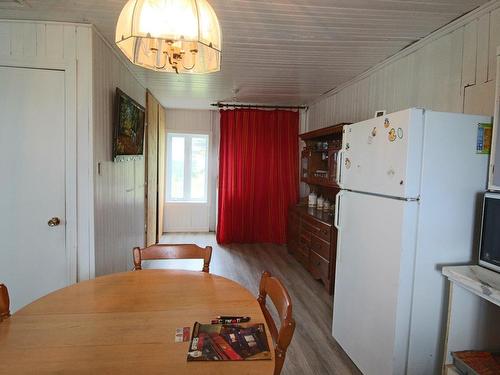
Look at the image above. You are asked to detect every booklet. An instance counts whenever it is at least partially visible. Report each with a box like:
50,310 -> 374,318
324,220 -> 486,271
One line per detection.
187,322 -> 272,361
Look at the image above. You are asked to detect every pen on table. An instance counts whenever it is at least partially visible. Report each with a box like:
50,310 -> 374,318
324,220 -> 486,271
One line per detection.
211,317 -> 251,324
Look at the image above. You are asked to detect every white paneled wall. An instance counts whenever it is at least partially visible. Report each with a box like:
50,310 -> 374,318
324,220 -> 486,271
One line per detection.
307,1 -> 500,129
92,31 -> 146,276
0,20 -> 94,281
164,109 -> 220,233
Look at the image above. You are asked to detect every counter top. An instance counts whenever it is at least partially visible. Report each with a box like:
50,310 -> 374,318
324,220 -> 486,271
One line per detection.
442,265 -> 500,307
292,204 -> 334,226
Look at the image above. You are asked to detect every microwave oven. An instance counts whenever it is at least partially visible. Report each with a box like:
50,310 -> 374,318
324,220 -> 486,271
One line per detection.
478,192 -> 500,273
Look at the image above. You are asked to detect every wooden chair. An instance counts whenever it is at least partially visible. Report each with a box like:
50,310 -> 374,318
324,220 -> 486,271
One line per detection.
133,244 -> 212,272
0,284 -> 10,322
257,271 -> 295,375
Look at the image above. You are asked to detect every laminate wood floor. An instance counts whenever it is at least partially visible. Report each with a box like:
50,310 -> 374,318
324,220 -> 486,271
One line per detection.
156,232 -> 362,375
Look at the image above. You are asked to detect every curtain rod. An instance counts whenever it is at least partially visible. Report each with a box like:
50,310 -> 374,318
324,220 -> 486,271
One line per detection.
211,102 -> 308,110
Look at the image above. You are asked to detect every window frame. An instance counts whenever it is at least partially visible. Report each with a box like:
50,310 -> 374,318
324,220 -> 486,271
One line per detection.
166,132 -> 210,203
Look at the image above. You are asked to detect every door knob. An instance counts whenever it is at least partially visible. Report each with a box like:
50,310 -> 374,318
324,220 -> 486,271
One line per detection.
47,217 -> 61,227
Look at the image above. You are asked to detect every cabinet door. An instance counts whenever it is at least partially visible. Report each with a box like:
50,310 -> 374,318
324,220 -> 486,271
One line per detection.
301,149 -> 310,179
328,147 -> 341,186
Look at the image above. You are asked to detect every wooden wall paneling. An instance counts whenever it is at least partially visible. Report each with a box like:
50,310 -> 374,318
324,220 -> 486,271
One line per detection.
464,80 -> 496,115
489,8 -> 500,82
146,91 -> 159,247
92,29 -> 146,276
307,2 -> 500,131
75,25 -> 94,280
9,22 -> 24,56
35,23 -> 46,57
396,55 -> 411,111
157,107 -> 166,242
447,28 -> 465,113
367,73 -> 378,121
21,23 -> 37,58
477,13 -> 491,84
45,24 -> 65,60
462,21 -> 478,87
0,23 -> 10,57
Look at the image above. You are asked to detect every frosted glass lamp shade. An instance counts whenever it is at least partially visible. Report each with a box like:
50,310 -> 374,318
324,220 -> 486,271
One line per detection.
115,0 -> 221,74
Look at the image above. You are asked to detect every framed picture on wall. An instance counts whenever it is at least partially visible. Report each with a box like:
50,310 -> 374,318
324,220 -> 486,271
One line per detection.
112,88 -> 146,161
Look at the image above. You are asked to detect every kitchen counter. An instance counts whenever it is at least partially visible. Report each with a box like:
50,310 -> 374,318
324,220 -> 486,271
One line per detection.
293,204 -> 334,226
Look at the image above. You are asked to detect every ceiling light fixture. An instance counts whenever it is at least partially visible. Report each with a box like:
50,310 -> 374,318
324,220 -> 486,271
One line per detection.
115,0 -> 221,74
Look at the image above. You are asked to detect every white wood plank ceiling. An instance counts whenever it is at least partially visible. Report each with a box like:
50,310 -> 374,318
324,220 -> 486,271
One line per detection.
0,0 -> 490,108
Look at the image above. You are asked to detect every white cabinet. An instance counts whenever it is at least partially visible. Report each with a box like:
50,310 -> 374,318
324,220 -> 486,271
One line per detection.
441,266 -> 500,374
489,47 -> 500,191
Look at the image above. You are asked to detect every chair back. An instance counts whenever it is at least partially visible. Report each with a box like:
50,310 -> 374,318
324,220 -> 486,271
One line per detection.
257,271 -> 295,375
0,284 -> 10,322
133,244 -> 212,272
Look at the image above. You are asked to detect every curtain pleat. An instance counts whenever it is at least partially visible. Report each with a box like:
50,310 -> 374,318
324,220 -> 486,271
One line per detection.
216,109 -> 299,244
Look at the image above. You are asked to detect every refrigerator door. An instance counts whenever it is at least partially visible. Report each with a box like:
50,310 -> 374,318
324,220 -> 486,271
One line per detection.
333,190 -> 418,375
341,108 -> 424,199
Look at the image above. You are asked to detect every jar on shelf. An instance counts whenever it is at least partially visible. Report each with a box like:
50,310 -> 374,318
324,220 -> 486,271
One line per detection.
308,191 -> 317,207
317,195 -> 324,209
323,199 -> 331,212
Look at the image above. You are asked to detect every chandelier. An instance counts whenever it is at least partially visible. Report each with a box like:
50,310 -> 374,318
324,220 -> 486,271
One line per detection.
115,0 -> 221,74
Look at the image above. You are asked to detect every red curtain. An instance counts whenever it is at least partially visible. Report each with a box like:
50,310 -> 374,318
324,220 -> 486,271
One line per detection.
216,109 -> 299,244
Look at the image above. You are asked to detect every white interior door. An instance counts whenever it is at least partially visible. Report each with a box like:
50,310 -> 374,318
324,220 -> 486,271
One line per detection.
0,66 -> 69,313
333,190 -> 418,375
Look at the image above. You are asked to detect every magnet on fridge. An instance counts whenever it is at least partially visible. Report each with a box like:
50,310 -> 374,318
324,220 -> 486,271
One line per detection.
371,127 -> 377,137
345,158 -> 352,169
397,128 -> 403,139
388,128 -> 397,142
384,118 -> 390,128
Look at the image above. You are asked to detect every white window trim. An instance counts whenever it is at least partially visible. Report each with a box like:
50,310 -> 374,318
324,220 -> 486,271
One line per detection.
166,132 -> 210,203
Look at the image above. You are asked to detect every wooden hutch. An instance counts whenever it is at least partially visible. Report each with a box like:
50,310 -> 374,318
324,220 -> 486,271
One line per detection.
287,123 -> 348,294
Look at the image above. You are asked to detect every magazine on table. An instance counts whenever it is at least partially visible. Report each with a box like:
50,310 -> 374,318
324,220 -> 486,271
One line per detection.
187,322 -> 272,361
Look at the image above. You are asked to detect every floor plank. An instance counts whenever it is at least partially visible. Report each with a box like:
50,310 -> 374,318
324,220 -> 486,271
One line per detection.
157,232 -> 362,375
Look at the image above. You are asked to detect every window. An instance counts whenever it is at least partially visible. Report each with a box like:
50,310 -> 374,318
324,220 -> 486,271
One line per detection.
166,133 -> 209,202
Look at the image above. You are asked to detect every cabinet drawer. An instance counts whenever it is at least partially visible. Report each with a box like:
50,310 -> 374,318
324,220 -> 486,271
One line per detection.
310,250 -> 330,282
299,230 -> 311,246
295,247 -> 309,267
303,216 -> 331,242
310,234 -> 331,261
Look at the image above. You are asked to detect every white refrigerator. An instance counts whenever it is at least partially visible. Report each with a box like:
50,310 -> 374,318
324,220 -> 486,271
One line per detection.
332,108 -> 491,375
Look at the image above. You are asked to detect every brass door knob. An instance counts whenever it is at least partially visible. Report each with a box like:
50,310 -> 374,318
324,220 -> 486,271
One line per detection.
48,217 -> 61,227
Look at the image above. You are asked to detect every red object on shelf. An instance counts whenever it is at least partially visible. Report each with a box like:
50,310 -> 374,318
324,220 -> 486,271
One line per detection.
452,351 -> 500,375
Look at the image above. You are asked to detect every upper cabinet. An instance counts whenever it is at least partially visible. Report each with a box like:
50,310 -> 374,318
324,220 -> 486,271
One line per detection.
299,124 -> 348,189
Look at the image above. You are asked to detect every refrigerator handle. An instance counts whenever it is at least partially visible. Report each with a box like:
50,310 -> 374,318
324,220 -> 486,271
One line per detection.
336,150 -> 344,187
334,191 -> 343,230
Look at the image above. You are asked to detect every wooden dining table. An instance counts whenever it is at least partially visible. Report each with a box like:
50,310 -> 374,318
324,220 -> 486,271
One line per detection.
0,269 -> 275,374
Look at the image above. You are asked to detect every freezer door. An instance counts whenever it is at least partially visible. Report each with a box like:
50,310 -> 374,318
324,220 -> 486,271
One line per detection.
333,190 -> 418,375
341,108 -> 424,199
